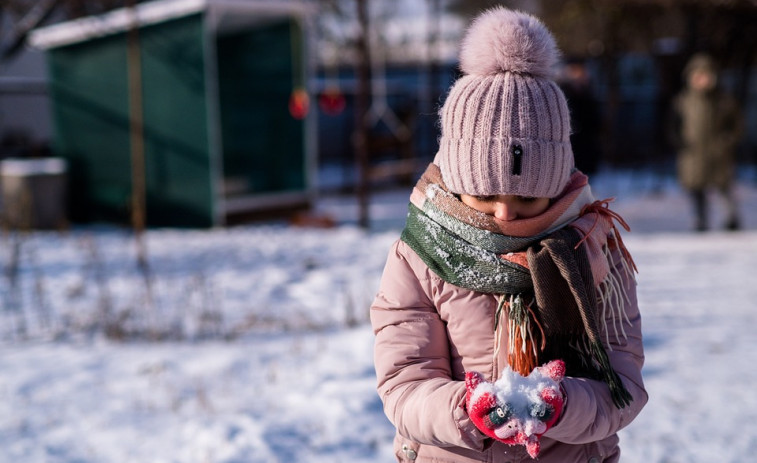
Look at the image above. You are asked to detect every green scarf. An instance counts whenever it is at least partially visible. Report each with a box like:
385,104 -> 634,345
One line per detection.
402,201 -> 537,295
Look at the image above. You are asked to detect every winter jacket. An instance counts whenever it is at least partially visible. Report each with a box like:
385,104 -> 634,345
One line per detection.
668,56 -> 743,191
670,89 -> 742,191
371,239 -> 647,463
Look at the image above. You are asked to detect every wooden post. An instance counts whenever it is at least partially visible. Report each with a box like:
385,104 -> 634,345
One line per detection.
125,0 -> 151,287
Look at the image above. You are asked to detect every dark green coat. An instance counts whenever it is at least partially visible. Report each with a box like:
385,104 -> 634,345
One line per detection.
671,87 -> 743,190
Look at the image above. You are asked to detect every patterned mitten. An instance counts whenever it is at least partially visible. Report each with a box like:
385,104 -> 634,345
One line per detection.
465,360 -> 565,458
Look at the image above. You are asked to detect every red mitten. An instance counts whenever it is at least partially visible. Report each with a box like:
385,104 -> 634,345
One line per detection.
465,360 -> 565,459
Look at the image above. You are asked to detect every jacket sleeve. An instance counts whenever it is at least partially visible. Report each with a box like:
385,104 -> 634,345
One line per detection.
721,94 -> 744,152
544,247 -> 648,444
370,239 -> 487,450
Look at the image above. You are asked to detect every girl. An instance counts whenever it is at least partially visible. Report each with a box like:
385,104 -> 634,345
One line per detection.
371,8 -> 647,463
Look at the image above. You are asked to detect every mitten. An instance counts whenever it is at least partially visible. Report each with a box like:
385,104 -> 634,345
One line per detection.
465,360 -> 565,459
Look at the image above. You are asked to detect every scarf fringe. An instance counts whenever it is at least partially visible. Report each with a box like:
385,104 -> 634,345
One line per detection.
590,340 -> 634,408
568,337 -> 595,370
609,228 -> 638,283
498,294 -> 546,377
577,198 -> 638,273
596,231 -> 636,349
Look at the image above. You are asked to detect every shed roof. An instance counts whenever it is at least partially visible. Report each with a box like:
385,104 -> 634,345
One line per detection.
29,0 -> 310,50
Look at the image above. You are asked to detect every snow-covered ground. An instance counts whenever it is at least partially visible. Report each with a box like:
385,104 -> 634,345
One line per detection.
1,169 -> 756,463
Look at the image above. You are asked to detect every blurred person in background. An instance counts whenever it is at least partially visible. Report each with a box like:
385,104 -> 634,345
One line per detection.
669,53 -> 744,231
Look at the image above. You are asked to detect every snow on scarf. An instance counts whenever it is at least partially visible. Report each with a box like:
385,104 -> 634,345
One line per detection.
401,163 -> 636,408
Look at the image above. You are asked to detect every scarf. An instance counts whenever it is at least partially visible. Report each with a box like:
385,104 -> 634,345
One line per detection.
401,163 -> 635,408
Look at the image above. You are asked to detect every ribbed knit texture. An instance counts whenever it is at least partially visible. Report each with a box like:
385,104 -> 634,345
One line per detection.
435,8 -> 574,199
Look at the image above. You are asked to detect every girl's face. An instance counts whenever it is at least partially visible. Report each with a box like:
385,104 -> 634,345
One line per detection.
460,194 -> 550,221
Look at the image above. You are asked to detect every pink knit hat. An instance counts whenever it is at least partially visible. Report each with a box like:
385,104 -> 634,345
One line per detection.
434,8 -> 574,198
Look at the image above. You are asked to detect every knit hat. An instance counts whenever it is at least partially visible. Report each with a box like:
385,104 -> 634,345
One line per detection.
684,53 -> 717,77
434,8 -> 574,199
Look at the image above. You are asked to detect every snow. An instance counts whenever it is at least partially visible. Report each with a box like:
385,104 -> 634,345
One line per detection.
1,168 -> 757,462
473,361 -> 562,438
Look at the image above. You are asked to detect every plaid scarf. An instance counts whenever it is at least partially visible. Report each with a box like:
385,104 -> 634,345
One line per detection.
401,163 -> 635,408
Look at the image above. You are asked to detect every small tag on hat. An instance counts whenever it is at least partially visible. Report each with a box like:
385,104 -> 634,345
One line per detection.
511,144 -> 523,176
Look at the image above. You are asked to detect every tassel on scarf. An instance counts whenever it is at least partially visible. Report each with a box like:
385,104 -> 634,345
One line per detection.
499,294 -> 546,377
575,198 -> 638,273
589,340 -> 634,408
598,245 -> 633,346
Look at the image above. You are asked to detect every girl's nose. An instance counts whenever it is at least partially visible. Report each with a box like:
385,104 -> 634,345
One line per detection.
492,199 -> 517,221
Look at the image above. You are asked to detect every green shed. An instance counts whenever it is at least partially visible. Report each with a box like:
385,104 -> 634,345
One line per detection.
29,0 -> 316,227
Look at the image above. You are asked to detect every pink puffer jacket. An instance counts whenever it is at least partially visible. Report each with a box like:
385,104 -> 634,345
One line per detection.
371,239 -> 647,463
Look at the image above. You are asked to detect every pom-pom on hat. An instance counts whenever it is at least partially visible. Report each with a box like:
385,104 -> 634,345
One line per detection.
434,8 -> 574,198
